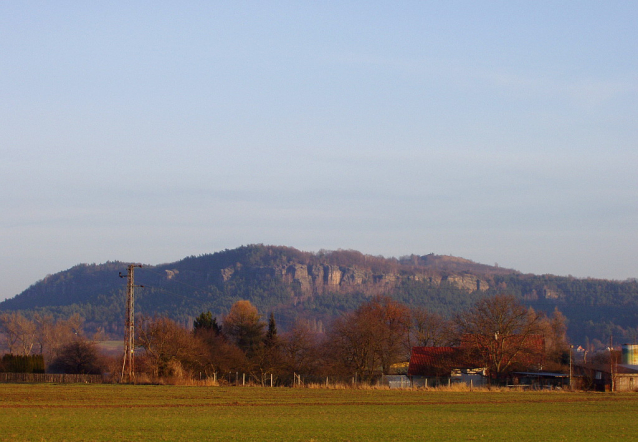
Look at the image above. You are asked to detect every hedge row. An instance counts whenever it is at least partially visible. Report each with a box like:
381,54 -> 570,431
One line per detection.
1,354 -> 46,374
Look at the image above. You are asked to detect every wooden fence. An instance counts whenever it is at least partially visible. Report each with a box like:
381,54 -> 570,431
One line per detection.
0,372 -> 105,384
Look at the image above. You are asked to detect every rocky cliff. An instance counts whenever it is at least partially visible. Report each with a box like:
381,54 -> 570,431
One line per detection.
202,259 -> 492,298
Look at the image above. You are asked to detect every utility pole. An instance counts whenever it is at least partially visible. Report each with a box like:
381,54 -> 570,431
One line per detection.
120,264 -> 142,382
569,345 -> 573,390
609,334 -> 615,392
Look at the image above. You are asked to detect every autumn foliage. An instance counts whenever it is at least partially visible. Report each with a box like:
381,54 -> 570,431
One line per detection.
0,294 -> 570,383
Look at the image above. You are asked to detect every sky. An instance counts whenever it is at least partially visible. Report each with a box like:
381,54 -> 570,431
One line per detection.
1,2 -> 637,301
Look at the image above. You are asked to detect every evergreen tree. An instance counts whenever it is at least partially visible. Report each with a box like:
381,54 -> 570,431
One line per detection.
265,313 -> 278,347
193,311 -> 222,336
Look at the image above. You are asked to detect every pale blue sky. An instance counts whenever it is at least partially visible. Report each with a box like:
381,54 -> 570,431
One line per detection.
1,2 -> 637,300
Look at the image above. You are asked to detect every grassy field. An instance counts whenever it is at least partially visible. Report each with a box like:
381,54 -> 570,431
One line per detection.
1,384 -> 637,441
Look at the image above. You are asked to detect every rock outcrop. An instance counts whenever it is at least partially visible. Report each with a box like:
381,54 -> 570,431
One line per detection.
214,262 -> 489,296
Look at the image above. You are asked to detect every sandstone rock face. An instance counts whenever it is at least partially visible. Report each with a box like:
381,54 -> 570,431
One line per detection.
164,269 -> 178,280
442,274 -> 489,292
308,265 -> 325,286
340,267 -> 368,285
220,267 -> 234,282
543,288 -> 561,300
324,266 -> 343,287
215,263 -> 489,295
285,264 -> 312,292
373,273 -> 397,284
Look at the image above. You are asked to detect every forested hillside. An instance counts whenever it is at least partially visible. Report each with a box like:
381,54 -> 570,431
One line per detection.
1,244 -> 636,347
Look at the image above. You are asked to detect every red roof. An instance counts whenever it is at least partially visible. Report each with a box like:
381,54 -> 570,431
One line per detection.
408,347 -> 478,376
408,335 -> 546,377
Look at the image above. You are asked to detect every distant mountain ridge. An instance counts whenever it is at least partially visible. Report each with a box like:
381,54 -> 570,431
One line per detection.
1,244 -> 637,345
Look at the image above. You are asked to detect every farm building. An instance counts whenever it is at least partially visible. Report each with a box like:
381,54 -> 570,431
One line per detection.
509,372 -> 570,389
407,334 -> 547,387
573,345 -> 638,391
407,346 -> 486,387
572,363 -> 638,391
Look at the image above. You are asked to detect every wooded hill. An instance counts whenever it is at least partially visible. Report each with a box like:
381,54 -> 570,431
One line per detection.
1,244 -> 637,347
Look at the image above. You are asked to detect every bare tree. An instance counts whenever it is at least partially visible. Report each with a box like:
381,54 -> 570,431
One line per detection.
33,313 -> 55,356
137,316 -> 207,378
48,339 -> 105,375
200,332 -> 247,375
363,296 -> 411,374
454,295 -> 542,380
280,319 -> 319,376
326,310 -> 378,377
0,312 -> 36,355
326,296 -> 411,377
0,313 -> 21,354
536,307 -> 570,371
409,307 -> 452,348
40,314 -> 86,364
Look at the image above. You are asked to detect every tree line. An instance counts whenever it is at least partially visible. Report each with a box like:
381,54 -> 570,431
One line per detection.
133,295 -> 570,384
0,312 -> 105,375
3,245 -> 637,349
1,295 -> 570,383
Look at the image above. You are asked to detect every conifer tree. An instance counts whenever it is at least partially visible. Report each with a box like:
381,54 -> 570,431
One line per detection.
265,313 -> 278,347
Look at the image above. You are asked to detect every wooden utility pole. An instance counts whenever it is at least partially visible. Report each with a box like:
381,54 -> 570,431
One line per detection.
120,264 -> 142,382
609,335 -> 615,392
569,345 -> 573,389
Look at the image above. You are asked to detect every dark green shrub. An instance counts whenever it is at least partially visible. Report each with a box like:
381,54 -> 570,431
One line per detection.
1,354 -> 45,373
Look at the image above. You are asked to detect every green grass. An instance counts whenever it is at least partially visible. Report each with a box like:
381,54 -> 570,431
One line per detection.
1,384 -> 637,441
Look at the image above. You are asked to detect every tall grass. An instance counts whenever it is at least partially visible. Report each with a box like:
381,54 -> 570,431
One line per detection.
302,381 -> 561,392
